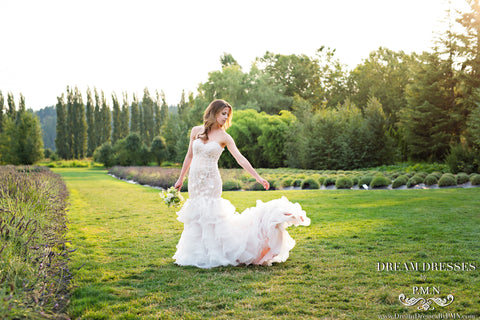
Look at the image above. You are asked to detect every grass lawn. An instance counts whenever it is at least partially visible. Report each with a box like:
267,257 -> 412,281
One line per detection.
54,168 -> 480,320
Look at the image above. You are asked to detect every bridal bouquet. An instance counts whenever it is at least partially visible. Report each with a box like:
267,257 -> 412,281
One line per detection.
160,187 -> 184,208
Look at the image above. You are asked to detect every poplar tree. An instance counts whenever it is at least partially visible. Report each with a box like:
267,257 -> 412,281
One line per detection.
94,88 -> 103,147
18,94 -> 26,114
0,91 -> 4,133
66,87 -> 74,159
7,92 -> 16,120
141,88 -> 155,146
159,90 -> 169,131
120,92 -> 130,139
86,88 -> 96,156
130,93 -> 140,134
101,91 -> 111,143
55,94 -> 69,159
73,87 -> 87,158
154,90 -> 162,137
111,92 -> 121,143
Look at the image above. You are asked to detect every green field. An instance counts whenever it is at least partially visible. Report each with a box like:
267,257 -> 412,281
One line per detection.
54,168 -> 480,319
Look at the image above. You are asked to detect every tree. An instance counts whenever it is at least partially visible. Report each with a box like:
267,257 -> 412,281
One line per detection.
141,88 -> 155,146
401,51 -> 462,161
0,91 -> 4,133
7,92 -> 16,119
151,135 -> 167,165
349,47 -> 412,126
130,93 -> 140,134
100,91 -> 111,144
111,92 -> 122,143
55,94 -> 68,159
159,90 -> 169,131
73,87 -> 87,158
14,111 -> 44,164
120,92 -> 130,139
0,110 -> 44,164
154,90 -> 162,137
94,88 -> 103,147
86,88 -> 96,156
456,0 -> 480,114
198,63 -> 248,108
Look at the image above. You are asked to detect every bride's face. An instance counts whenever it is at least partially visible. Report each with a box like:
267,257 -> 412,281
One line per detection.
216,107 -> 230,127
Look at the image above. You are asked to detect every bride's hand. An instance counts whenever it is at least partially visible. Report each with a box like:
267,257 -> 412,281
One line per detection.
258,178 -> 270,190
174,179 -> 183,191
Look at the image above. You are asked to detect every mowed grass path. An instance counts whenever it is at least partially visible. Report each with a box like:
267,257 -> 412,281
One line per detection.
54,168 -> 480,320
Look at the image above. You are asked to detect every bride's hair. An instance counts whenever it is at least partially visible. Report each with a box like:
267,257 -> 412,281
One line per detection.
197,99 -> 232,140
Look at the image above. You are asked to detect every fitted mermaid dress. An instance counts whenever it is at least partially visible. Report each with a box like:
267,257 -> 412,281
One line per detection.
172,139 -> 310,268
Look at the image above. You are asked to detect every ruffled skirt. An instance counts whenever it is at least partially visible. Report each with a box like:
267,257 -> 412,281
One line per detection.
173,196 -> 310,268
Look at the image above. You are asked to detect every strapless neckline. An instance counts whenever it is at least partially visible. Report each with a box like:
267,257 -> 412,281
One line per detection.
194,139 -> 223,149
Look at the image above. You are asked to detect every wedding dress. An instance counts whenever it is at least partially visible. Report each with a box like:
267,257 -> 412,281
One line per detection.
173,139 -> 310,268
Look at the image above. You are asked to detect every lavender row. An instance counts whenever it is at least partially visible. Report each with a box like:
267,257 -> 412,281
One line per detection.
0,165 -> 72,319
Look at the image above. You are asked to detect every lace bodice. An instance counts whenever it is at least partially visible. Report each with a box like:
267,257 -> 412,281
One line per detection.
188,139 -> 224,199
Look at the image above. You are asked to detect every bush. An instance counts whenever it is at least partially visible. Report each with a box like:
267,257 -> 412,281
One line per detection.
470,174 -> 480,186
358,176 -> 373,187
247,182 -> 266,191
392,175 -> 408,188
293,179 -> 303,187
370,176 -> 391,188
424,174 -> 439,186
445,143 -> 480,174
281,179 -> 293,188
318,176 -> 326,185
302,178 -> 320,189
456,172 -> 470,185
335,176 -> 353,189
407,174 -> 425,188
223,179 -> 242,191
438,174 -> 457,187
431,171 -> 443,179
323,176 -> 336,186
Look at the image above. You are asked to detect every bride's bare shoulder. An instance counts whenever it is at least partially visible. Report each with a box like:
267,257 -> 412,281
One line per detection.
191,125 -> 204,138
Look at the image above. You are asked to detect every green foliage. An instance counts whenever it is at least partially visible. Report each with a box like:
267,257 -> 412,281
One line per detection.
151,136 -> 167,166
335,176 -> 353,189
456,172 -> 470,185
406,174 -> 425,188
424,174 -> 439,186
401,51 -> 462,162
358,175 -> 373,187
285,97 -> 394,170
445,143 -> 480,174
222,179 -> 242,191
0,111 -> 44,165
438,173 -> 457,187
93,142 -> 115,168
323,176 -> 337,186
470,174 -> 480,185
301,178 -> 320,189
369,175 -> 390,188
392,175 -> 408,188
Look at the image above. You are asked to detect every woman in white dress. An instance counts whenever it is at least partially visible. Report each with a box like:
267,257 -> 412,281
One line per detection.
173,99 -> 310,268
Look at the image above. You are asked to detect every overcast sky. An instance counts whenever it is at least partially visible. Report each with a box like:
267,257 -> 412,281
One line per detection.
0,0 -> 468,110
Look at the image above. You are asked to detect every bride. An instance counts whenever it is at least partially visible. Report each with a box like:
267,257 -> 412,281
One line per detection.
173,99 -> 310,268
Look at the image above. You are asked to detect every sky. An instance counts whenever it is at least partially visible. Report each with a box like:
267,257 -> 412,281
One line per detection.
0,0 -> 470,110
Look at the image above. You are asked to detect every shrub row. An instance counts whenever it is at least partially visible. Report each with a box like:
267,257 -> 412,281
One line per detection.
109,166 -> 480,191
0,166 -> 71,319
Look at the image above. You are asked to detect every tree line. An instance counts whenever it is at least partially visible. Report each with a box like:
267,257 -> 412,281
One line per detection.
2,1 -> 480,172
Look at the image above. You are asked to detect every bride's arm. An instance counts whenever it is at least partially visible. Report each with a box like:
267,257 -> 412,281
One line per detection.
174,126 -> 201,190
225,134 -> 270,190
